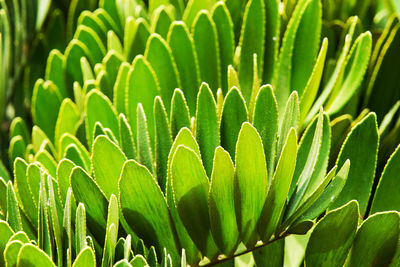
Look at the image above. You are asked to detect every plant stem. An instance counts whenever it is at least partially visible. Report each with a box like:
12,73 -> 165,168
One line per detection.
200,234 -> 289,266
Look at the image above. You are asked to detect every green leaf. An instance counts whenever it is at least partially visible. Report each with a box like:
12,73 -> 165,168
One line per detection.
9,137 -> 26,167
59,134 -> 90,169
73,246 -> 96,267
0,220 -> 14,266
330,113 -> 378,215
65,39 -> 90,86
152,6 -> 173,39
170,89 -> 191,139
103,50 -> 124,91
171,145 -> 218,259
92,135 -> 127,199
119,160 -> 180,263
7,182 -> 22,232
299,38 -> 328,125
262,0 -> 280,83
14,159 -> 37,227
183,0 -> 216,29
136,104 -> 154,174
63,189 -> 74,267
45,50 -> 68,99
154,97 -> 172,191
285,109 -> 324,218
32,79 -> 62,142
5,240 -> 24,267
235,122 -> 268,247
75,203 -> 87,255
371,144 -> 400,213
35,150 -> 58,178
192,11 -> 220,93
78,11 -> 108,44
38,174 -> 52,257
166,128 -> 200,265
366,23 -> 400,121
305,201 -> 359,267
291,0 -> 322,96
10,118 -> 29,146
107,31 -> 123,56
281,162 -> 337,234
145,33 -> 181,113
118,113 -> 136,160
259,128 -> 297,241
277,91 -> 300,159
238,0 -> 265,102
167,22 -> 200,115
47,176 -> 63,266
17,244 -> 55,267
273,0 -> 313,111
126,55 -> 160,144
252,85 -> 278,179
209,146 -> 239,255
220,87 -> 248,158
74,25 -> 106,64
326,32 -> 372,114
101,195 -> 119,267
124,18 -> 150,62
211,2 -> 234,93
85,90 -> 120,148
114,259 -> 133,267
296,160 -> 350,223
130,255 -> 148,267
70,166 -> 108,244
26,164 -> 41,208
55,99 -> 81,147
349,211 -> 400,266
195,83 -> 219,176
113,63 -> 131,114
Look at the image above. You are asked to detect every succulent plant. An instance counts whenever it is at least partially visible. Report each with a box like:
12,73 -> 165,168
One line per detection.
0,0 -> 400,266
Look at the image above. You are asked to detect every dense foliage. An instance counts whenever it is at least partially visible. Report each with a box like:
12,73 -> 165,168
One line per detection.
0,0 -> 400,266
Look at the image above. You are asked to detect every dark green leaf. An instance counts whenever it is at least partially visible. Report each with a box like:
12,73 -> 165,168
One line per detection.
126,55 -> 160,144
167,22 -> 200,115
170,89 -> 191,139
348,212 -> 400,266
238,0 -> 265,102
252,85 -> 278,179
259,128 -> 297,241
371,144 -> 400,213
211,2 -> 234,93
119,160 -> 180,263
32,79 -> 62,142
330,113 -> 378,215
195,83 -> 219,176
85,90 -> 119,148
171,145 -> 218,259
192,11 -> 220,93
154,97 -> 172,191
145,34 -> 181,113
305,201 -> 359,267
220,87 -> 248,158
70,166 -> 108,245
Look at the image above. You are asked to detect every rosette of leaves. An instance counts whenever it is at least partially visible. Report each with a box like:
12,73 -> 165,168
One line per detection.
1,0 -> 400,266
2,75 -> 396,266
